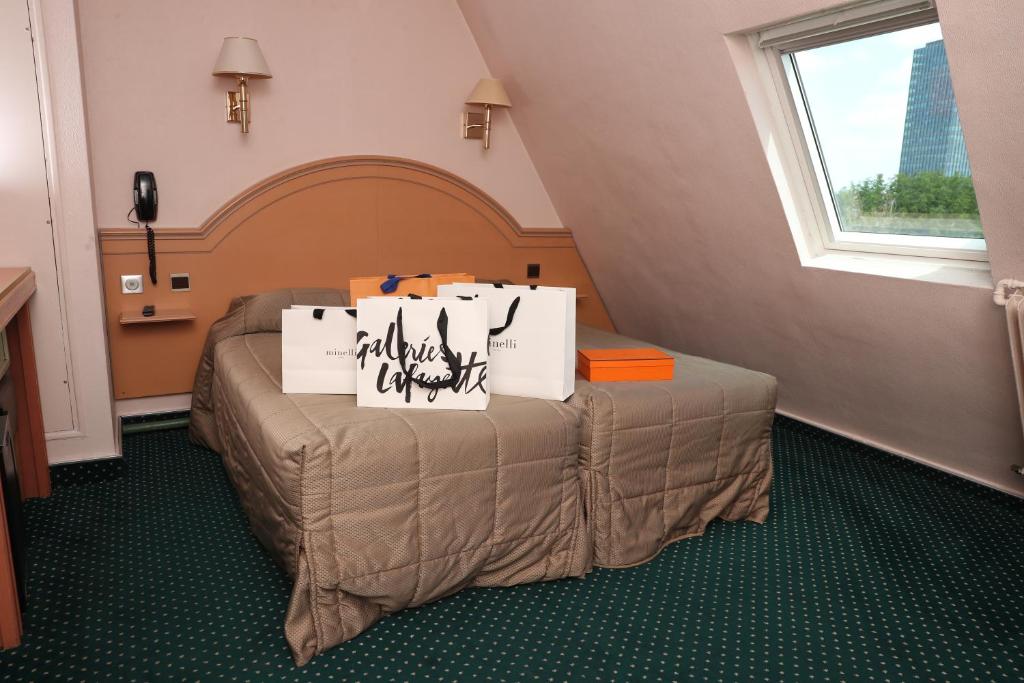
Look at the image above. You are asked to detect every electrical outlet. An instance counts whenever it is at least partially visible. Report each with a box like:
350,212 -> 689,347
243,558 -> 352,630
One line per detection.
121,274 -> 143,294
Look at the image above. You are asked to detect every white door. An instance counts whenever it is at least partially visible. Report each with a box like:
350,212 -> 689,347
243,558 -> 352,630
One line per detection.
0,0 -> 75,434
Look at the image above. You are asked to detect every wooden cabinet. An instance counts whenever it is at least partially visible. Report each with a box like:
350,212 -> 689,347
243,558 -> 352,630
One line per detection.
0,267 -> 51,650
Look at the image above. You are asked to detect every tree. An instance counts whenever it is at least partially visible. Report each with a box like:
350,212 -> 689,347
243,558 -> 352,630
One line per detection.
842,171 -> 978,217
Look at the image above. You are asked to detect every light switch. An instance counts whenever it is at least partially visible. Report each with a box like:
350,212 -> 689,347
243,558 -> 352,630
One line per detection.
121,274 -> 143,294
170,273 -> 191,292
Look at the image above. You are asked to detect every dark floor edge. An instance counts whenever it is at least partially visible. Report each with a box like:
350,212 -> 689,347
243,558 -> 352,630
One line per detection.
774,409 -> 1024,502
120,409 -> 191,426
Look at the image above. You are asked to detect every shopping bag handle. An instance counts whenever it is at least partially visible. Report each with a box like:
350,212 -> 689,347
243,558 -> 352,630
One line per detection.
453,294 -> 520,337
311,308 -> 356,319
488,296 -> 520,336
380,273 -> 431,294
395,306 -> 462,390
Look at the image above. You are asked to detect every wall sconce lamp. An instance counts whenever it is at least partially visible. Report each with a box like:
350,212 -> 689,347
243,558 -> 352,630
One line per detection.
461,78 -> 511,150
212,37 -> 272,134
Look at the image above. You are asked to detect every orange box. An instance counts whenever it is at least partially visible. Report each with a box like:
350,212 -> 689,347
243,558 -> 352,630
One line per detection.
349,273 -> 475,302
577,348 -> 675,382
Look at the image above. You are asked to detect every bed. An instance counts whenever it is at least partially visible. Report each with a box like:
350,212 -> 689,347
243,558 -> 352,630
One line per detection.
572,326 -> 775,568
190,288 -> 776,665
190,288 -> 592,665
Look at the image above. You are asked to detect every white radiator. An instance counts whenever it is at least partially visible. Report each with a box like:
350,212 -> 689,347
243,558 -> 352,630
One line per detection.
995,279 -> 1024,477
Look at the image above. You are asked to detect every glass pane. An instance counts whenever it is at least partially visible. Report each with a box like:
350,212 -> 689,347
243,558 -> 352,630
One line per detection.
792,24 -> 983,240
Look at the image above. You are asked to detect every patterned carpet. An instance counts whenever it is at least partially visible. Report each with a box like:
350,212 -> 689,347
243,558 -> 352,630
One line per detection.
1,416 -> 1022,681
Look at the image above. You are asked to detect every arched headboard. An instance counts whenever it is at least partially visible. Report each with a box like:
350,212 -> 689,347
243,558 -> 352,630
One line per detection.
100,155 -> 614,399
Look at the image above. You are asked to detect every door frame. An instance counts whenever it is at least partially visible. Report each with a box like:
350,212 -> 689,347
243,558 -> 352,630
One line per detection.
25,0 -> 79,440
23,0 -> 118,462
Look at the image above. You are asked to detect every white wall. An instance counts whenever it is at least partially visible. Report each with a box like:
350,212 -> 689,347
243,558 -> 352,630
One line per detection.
459,0 -> 1024,496
75,0 -> 562,231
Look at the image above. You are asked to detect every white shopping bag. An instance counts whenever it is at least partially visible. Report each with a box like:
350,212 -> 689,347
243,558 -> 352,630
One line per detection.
356,297 -> 490,410
281,306 -> 358,394
437,283 -> 575,400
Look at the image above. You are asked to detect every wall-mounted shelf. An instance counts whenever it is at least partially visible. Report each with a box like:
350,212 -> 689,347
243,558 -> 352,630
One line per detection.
119,308 -> 196,326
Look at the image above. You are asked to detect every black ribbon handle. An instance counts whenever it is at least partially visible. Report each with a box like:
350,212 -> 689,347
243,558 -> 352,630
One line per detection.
311,308 -> 357,319
452,292 -> 520,337
395,306 -> 462,390
489,296 -> 520,337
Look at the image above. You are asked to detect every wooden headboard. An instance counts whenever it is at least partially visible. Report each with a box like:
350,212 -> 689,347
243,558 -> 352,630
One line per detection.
99,155 -> 614,399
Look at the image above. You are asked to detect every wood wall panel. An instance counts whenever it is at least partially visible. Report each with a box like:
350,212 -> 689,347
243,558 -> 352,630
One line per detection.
100,156 -> 613,399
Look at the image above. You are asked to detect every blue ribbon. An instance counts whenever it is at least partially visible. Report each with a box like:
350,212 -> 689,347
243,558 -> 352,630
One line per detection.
379,273 -> 431,294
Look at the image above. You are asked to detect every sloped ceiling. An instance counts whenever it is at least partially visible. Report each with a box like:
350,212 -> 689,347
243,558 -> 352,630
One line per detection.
459,0 -> 1024,495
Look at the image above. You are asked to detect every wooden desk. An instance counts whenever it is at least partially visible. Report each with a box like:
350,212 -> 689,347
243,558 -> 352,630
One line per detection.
0,267 -> 50,649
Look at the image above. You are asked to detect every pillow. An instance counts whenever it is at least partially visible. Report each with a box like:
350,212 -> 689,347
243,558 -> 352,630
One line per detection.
190,287 -> 349,450
239,288 -> 350,333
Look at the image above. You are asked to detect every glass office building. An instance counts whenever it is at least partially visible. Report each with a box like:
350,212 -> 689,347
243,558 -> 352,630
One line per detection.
898,39 -> 971,177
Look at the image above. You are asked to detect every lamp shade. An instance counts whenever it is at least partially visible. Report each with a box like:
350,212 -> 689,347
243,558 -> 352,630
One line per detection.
212,37 -> 272,78
465,78 -> 511,108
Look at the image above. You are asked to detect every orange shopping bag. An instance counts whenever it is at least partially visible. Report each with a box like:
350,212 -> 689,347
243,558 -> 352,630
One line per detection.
349,273 -> 475,302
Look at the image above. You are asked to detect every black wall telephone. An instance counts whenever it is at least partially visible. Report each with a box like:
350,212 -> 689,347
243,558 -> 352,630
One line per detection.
131,171 -> 158,285
133,171 -> 157,222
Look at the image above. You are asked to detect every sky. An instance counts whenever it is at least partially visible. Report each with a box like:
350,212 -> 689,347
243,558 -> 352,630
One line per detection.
793,23 -> 945,191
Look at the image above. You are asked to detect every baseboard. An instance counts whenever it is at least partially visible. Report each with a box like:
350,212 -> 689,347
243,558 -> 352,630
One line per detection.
120,411 -> 190,436
109,394 -> 192,457
116,393 -> 192,417
776,408 -> 1024,499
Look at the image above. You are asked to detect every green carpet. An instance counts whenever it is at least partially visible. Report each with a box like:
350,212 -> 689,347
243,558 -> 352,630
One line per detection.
1,416 -> 1022,681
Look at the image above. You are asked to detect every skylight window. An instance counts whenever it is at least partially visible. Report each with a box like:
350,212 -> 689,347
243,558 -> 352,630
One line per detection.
755,0 -> 986,263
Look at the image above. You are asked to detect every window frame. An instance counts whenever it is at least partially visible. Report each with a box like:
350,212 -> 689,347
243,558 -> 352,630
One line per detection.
755,0 -> 987,263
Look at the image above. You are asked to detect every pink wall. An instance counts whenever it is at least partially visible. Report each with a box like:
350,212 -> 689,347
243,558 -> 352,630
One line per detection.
459,0 -> 1024,495
76,0 -> 561,229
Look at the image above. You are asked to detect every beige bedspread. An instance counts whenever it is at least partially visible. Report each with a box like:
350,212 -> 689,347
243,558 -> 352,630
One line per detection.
190,290 -> 591,665
573,326 -> 776,568
190,289 -> 776,664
